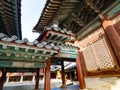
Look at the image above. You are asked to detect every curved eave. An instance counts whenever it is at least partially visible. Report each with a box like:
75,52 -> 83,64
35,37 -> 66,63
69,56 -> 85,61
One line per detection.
17,0 -> 22,40
33,0 -> 63,33
33,0 -> 83,33
33,0 -> 119,40
0,0 -> 22,39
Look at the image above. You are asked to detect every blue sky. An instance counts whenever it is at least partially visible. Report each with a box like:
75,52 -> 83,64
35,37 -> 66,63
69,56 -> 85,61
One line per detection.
21,0 -> 47,41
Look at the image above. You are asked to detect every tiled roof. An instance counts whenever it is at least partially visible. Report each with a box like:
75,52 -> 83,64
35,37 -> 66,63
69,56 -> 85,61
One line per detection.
0,0 -> 22,39
33,0 -> 119,40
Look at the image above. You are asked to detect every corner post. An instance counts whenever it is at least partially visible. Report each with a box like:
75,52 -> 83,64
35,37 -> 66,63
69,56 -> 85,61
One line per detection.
44,58 -> 51,90
35,68 -> 40,90
0,68 -> 7,90
76,53 -> 86,89
61,60 -> 66,87
99,14 -> 120,66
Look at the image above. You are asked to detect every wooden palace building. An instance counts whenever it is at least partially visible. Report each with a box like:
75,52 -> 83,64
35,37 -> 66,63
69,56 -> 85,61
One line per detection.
0,0 -> 120,90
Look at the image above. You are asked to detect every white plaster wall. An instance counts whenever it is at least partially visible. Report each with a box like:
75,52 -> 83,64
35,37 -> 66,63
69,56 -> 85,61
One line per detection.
85,77 -> 120,90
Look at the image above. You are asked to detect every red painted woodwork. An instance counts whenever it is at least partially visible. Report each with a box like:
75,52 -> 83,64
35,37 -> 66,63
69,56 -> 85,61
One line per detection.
114,21 -> 120,36
102,20 -> 120,66
76,53 -> 86,89
70,71 -> 73,82
44,58 -> 50,90
0,68 -> 7,90
35,68 -> 40,90
61,60 -> 66,86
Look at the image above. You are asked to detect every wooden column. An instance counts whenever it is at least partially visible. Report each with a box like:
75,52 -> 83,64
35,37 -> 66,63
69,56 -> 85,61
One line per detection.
20,74 -> 23,83
99,15 -> 120,66
114,21 -> 120,36
44,58 -> 50,90
70,71 -> 74,82
0,68 -> 7,90
32,76 -> 35,82
35,68 -> 40,90
76,53 -> 86,89
61,60 -> 66,87
6,76 -> 9,83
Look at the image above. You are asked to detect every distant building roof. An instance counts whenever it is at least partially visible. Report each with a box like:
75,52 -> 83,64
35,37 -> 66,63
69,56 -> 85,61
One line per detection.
0,0 -> 22,39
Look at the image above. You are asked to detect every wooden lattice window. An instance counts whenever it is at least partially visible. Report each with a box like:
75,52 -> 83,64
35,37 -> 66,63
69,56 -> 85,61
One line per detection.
93,38 -> 115,70
83,37 -> 115,72
83,45 -> 98,71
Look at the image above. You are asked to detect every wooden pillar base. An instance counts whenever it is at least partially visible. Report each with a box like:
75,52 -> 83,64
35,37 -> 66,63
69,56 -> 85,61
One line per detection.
61,85 -> 66,88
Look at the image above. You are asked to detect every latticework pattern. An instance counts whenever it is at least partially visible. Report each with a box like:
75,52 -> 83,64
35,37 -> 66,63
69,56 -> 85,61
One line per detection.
82,37 -> 115,72
93,38 -> 114,70
83,45 -> 98,71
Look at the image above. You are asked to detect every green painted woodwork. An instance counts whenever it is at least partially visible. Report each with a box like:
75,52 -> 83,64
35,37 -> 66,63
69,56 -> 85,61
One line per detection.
0,43 -> 57,55
0,61 -> 12,67
58,48 -> 78,59
57,53 -> 77,59
60,49 -> 78,54
77,21 -> 101,40
107,4 -> 120,18
0,61 -> 45,68
70,54 -> 77,59
0,41 -> 58,68
64,15 -> 73,26
0,47 -> 49,62
46,39 -> 62,44
46,31 -> 71,44
5,68 -> 37,72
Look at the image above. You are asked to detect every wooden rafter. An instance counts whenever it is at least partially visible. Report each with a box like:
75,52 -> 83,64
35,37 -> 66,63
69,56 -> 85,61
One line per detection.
46,7 -> 58,10
50,1 -> 62,4
44,12 -> 54,15
84,0 -> 100,13
0,0 -> 22,39
48,4 -> 60,7
45,10 -> 57,13
72,13 -> 85,26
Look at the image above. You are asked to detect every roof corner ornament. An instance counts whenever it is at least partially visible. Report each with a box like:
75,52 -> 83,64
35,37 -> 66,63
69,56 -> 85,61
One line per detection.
51,20 -> 59,28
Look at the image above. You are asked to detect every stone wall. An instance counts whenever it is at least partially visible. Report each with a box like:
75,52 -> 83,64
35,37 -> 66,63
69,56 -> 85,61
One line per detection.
85,77 -> 120,90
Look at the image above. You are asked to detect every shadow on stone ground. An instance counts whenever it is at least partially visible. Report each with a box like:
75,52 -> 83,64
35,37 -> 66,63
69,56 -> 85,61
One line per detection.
4,85 -> 79,90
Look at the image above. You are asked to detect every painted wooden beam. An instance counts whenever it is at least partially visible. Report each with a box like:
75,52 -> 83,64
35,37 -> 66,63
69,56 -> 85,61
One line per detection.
0,61 -> 45,68
84,0 -> 100,13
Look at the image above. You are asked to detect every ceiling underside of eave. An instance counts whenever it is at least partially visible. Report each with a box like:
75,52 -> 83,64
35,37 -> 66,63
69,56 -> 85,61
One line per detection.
33,0 -> 116,36
51,57 -> 75,65
0,0 -> 22,39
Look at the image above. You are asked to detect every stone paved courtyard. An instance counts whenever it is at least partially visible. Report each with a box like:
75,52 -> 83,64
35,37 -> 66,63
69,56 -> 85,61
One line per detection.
3,79 -> 79,90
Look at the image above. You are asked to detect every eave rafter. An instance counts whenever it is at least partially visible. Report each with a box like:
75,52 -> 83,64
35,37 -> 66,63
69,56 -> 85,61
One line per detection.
72,13 -> 85,26
84,0 -> 100,13
33,0 -> 117,40
0,0 -> 21,39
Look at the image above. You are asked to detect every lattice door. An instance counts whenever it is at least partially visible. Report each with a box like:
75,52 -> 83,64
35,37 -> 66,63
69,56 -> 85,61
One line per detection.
93,38 -> 115,70
83,45 -> 99,72
83,37 -> 115,72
